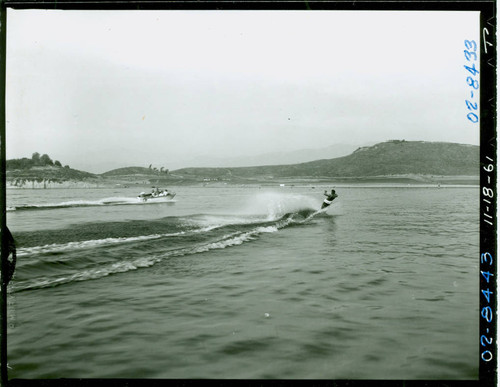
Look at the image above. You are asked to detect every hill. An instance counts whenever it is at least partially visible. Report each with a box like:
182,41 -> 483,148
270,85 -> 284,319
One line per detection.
101,166 -> 161,177
172,141 -> 479,181
6,141 -> 479,187
6,152 -> 97,186
7,165 -> 97,187
173,143 -> 362,169
100,166 -> 171,185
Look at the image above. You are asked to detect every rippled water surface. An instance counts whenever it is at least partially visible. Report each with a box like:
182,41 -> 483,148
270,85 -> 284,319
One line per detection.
6,185 -> 479,379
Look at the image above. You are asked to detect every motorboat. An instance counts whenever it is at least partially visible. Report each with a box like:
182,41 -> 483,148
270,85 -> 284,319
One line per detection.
137,189 -> 176,202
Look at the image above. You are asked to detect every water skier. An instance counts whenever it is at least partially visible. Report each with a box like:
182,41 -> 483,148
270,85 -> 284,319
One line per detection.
321,189 -> 338,209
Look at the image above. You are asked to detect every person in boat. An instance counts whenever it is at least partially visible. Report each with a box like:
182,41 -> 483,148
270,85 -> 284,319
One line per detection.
322,189 -> 338,209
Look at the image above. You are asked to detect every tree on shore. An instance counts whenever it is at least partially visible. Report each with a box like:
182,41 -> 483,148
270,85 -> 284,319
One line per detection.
7,152 -> 65,170
26,152 -> 56,167
6,158 -> 33,170
32,152 -> 40,164
40,154 -> 54,166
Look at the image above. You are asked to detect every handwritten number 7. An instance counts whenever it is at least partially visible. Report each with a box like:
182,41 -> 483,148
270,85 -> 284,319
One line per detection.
483,29 -> 493,54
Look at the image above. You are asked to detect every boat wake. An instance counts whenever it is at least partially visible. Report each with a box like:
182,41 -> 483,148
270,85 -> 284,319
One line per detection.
11,206 -> 331,293
7,196 -> 176,211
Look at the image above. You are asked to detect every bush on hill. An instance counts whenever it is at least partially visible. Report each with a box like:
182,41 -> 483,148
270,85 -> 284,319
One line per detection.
7,152 -> 64,170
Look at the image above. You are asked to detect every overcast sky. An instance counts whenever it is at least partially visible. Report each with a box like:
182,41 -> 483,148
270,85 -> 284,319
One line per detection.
6,10 -> 480,173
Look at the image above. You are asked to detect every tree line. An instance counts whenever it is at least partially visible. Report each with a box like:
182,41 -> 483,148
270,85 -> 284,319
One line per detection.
6,152 -> 68,170
148,164 -> 169,175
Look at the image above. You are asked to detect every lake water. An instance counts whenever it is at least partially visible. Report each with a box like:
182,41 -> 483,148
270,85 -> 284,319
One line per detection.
5,184 -> 479,380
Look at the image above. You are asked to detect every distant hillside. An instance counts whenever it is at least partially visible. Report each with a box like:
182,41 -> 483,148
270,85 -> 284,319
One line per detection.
6,141 -> 479,187
7,152 -> 96,185
175,143 -> 363,169
99,166 -> 172,186
101,166 -> 160,177
173,141 -> 479,179
7,166 -> 97,188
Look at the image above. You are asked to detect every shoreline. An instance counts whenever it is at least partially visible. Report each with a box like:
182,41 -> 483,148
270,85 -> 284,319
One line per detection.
6,174 -> 479,189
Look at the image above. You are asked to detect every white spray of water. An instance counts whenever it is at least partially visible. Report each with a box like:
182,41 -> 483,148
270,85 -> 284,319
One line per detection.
239,191 -> 319,220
